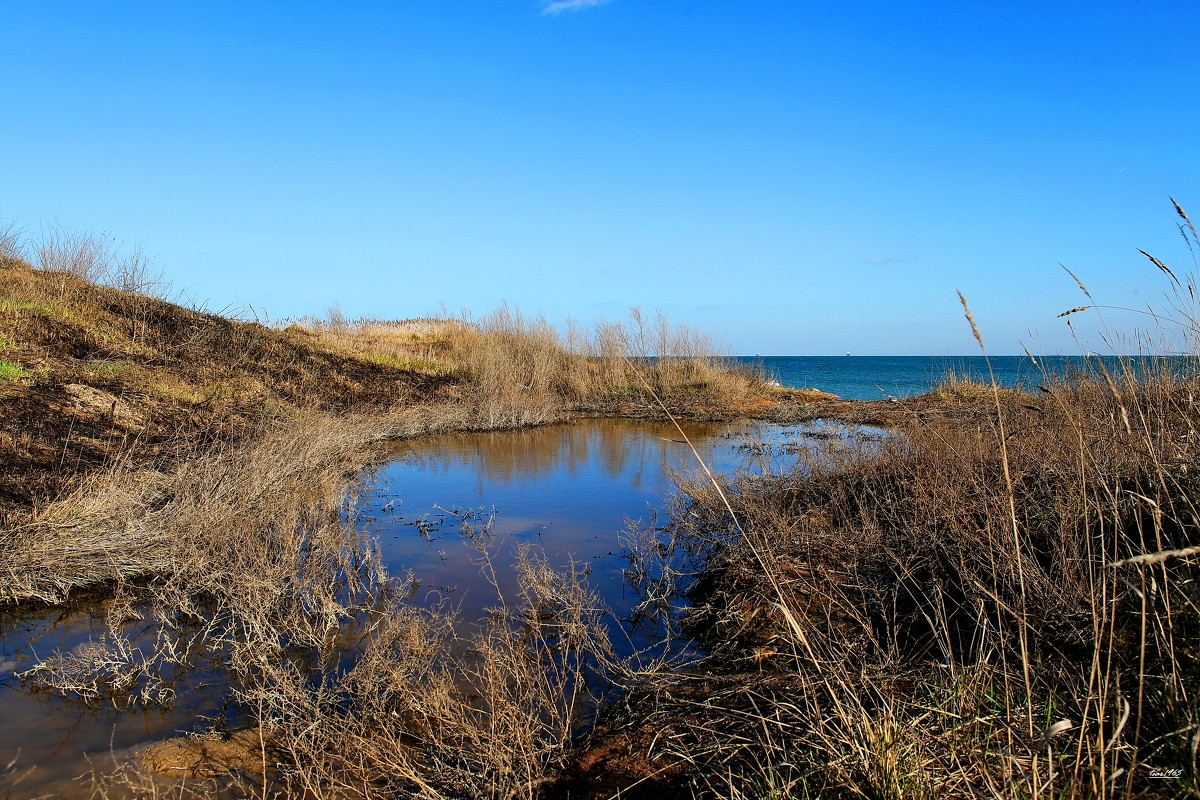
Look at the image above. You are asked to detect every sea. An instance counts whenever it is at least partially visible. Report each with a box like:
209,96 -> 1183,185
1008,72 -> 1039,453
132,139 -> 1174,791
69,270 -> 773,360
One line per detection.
733,355 -> 1189,401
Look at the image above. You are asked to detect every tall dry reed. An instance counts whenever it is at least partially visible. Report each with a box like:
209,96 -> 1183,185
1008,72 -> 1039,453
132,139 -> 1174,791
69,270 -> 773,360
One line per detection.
614,205 -> 1200,799
282,303 -> 769,423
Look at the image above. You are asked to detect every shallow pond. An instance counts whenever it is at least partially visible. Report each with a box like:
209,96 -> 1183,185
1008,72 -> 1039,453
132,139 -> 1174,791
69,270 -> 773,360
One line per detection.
362,418 -> 802,623
0,417 -> 861,797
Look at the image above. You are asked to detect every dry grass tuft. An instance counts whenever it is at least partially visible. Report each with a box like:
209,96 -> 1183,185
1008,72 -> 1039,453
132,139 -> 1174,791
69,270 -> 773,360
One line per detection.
580,212 -> 1200,799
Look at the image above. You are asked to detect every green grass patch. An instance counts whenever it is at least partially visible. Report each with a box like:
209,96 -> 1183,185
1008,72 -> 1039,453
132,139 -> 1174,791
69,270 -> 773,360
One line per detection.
364,351 -> 408,368
0,296 -> 60,316
84,360 -> 132,378
0,359 -> 28,383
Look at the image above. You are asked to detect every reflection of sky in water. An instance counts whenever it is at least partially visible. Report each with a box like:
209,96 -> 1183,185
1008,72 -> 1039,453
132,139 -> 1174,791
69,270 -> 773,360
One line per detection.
0,603 -> 233,798
358,418 -> 864,623
0,417 -> 876,797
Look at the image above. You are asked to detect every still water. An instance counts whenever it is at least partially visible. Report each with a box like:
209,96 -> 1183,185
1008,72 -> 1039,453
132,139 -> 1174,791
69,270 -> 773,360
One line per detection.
360,417 -> 824,630
1,417 -> 847,796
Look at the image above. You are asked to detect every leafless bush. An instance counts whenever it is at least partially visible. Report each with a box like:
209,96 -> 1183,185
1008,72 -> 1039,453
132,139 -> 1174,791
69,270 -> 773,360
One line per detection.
11,221 -> 169,302
35,223 -> 112,283
0,216 -> 24,262
24,478 -> 619,798
236,548 -> 618,799
110,241 -> 168,298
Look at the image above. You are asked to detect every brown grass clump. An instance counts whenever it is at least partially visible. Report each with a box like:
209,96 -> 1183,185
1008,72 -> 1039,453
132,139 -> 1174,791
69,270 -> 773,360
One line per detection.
284,304 -> 772,424
922,371 -> 1027,403
567,210 -> 1200,798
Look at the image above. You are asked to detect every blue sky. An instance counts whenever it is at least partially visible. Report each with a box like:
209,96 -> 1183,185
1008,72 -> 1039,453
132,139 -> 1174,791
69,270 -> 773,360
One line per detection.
3,1 -> 1197,354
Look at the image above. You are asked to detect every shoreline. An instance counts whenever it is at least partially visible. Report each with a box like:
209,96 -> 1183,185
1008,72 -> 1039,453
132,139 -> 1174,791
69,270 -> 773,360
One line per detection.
17,257 -> 1187,799
1,377 -> 1001,608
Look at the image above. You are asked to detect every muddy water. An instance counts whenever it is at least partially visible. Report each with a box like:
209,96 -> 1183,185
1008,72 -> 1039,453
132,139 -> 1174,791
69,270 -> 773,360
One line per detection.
0,417 -> 849,797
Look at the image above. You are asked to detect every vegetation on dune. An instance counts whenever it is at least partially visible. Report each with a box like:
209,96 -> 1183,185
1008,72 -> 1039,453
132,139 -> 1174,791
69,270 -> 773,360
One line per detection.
0,221 -> 773,603
0,218 -> 770,797
282,304 -> 772,423
3,207 -> 1198,799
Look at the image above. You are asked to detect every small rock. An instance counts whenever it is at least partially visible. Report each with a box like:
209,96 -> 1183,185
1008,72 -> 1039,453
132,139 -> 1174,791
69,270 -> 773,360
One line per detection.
62,383 -> 145,429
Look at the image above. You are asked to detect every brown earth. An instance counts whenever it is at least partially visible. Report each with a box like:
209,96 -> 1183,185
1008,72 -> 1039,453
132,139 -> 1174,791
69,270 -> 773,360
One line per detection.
142,729 -> 270,780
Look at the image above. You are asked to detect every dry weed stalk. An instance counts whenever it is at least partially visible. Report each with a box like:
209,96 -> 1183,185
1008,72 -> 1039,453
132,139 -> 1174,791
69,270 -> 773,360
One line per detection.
606,211 -> 1200,798
639,358 -> 1200,797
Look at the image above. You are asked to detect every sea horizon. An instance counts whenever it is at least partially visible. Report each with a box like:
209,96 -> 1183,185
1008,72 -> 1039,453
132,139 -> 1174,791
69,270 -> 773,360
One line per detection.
731,353 -> 1186,401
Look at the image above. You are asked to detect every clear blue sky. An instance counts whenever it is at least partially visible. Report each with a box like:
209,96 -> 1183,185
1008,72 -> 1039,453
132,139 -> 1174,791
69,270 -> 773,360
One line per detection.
3,1 -> 1197,354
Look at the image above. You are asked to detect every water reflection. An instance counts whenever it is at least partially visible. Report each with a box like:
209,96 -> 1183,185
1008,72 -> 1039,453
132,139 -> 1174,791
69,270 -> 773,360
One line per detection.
0,417 -> 866,798
0,601 -> 236,797
358,418 -> 806,637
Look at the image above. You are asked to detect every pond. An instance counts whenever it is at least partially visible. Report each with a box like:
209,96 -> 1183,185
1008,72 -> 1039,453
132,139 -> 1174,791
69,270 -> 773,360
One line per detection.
0,417 -> 862,797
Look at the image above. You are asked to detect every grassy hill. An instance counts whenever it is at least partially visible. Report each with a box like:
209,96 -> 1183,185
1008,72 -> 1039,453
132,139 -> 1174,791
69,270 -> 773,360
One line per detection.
0,255 -> 448,519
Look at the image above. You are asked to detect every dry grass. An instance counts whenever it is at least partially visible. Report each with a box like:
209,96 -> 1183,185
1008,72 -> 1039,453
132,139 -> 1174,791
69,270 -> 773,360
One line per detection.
652,366 -> 1197,797
283,303 -> 771,424
23,208 -> 1199,799
0,238 -> 450,521
21,457 -> 621,799
0,218 -> 772,798
13,391 -> 624,798
580,207 -> 1200,799
0,216 -> 771,528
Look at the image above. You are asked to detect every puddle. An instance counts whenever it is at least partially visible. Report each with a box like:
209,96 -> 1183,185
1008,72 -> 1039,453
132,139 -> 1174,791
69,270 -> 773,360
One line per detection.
0,416 -> 861,796
359,418 -> 811,655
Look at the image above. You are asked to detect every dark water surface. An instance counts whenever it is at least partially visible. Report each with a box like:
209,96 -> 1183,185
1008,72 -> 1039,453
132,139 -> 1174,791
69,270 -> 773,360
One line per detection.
2,416 -> 847,797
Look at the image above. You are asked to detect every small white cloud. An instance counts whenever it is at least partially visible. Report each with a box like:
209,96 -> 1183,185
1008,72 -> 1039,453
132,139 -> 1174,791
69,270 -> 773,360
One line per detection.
541,0 -> 611,14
